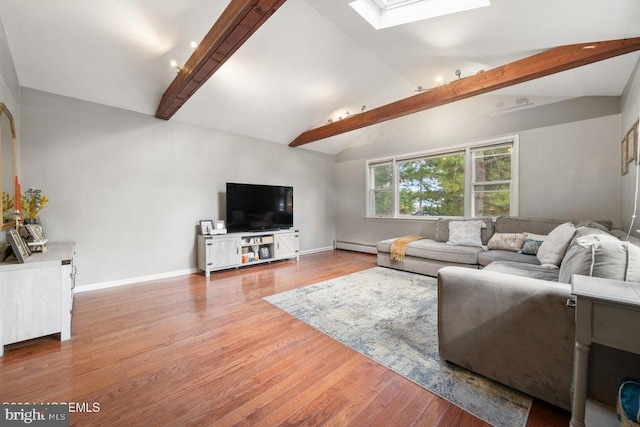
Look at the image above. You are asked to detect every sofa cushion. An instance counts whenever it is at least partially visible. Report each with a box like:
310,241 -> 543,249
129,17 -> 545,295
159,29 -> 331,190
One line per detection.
487,232 -> 526,252
537,222 -> 576,266
435,217 -> 494,245
558,232 -> 640,283
592,239 -> 640,282
495,216 -> 571,235
377,238 -> 482,265
478,250 -> 540,267
557,236 -> 602,284
483,260 -> 560,281
447,220 -> 485,247
495,216 -> 613,235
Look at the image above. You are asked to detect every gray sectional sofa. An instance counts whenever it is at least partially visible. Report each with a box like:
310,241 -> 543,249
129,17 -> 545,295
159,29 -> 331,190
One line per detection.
377,216 -> 640,411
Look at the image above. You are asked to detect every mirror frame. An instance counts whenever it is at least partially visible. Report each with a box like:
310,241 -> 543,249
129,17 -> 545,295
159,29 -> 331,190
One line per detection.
0,102 -> 17,231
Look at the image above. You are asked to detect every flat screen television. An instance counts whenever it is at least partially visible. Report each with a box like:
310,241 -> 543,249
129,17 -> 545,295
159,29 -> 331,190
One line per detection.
226,183 -> 293,233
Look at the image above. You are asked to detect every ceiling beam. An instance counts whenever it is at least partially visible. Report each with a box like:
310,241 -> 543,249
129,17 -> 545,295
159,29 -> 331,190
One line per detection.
290,37 -> 640,148
155,0 -> 287,120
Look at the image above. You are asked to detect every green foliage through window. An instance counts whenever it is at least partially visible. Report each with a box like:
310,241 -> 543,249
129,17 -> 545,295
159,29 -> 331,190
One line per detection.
398,153 -> 464,216
368,140 -> 515,218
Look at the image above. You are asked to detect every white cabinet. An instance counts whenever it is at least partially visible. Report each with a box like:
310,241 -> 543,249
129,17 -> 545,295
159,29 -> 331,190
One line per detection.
275,231 -> 299,259
198,235 -> 241,276
0,242 -> 75,356
198,230 -> 299,277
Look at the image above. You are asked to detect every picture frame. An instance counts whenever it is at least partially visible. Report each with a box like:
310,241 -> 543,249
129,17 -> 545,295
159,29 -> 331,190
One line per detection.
622,135 -> 629,175
633,120 -> 639,165
628,128 -> 637,163
199,220 -> 214,235
215,220 -> 225,230
8,229 -> 29,263
259,246 -> 270,259
25,224 -> 46,242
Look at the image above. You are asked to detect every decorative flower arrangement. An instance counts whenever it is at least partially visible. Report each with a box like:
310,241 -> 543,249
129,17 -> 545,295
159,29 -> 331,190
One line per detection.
2,191 -> 13,220
21,187 -> 50,220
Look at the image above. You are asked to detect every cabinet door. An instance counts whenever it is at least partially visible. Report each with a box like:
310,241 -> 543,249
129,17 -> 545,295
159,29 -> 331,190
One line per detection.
2,266 -> 61,344
208,238 -> 241,269
275,233 -> 298,259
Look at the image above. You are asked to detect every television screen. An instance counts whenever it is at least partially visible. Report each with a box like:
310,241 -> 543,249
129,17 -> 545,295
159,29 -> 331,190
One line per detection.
226,183 -> 293,233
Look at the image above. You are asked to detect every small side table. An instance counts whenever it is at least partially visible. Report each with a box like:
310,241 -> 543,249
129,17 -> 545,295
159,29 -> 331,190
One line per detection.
570,275 -> 640,427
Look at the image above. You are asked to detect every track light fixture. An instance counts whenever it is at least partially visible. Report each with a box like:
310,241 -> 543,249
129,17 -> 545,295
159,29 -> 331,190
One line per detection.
326,105 -> 368,124
170,60 -> 182,71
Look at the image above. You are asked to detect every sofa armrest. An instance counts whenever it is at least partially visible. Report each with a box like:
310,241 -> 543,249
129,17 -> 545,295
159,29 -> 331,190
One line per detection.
437,266 -> 575,410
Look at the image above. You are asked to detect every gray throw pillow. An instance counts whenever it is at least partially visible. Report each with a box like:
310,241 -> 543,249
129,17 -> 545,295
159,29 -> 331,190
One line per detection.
558,229 -> 614,283
558,232 -> 620,283
558,234 -> 640,283
591,239 -> 640,282
435,218 -> 493,245
537,222 -> 576,266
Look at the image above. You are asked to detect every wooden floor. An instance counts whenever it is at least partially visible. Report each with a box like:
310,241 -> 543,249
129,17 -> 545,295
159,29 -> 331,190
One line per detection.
0,250 -> 570,426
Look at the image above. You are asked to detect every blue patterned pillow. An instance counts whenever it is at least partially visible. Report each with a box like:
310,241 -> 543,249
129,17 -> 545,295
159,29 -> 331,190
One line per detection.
521,239 -> 544,255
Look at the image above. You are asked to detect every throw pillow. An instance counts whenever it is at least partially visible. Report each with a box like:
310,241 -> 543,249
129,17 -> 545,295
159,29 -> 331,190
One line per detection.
446,220 -> 484,247
520,239 -> 544,255
591,239 -> 640,282
436,218 -> 491,244
537,222 -> 577,266
557,231 -> 615,283
519,233 -> 547,255
487,233 -> 526,252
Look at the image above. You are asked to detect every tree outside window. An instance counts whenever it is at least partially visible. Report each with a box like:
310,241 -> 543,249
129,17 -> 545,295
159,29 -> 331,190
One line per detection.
366,138 -> 516,218
398,153 -> 464,216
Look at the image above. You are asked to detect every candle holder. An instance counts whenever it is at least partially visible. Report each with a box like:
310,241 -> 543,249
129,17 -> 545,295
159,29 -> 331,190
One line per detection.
14,209 -> 21,229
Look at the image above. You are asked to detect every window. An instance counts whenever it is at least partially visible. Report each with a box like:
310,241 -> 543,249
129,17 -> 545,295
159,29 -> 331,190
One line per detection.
370,162 -> 394,216
398,152 -> 465,216
367,137 -> 518,218
472,145 -> 513,217
350,0 -> 491,30
370,0 -> 422,10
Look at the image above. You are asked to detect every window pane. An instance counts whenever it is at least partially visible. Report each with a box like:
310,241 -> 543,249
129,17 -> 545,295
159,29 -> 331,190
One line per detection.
398,153 -> 464,216
474,184 -> 510,217
474,146 -> 511,182
372,164 -> 393,190
372,191 -> 393,216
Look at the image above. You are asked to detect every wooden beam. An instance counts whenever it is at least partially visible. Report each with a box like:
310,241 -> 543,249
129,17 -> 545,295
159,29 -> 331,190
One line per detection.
155,0 -> 287,120
290,37 -> 640,147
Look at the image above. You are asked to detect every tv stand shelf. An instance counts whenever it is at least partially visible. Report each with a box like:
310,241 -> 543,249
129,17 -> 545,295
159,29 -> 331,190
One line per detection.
197,229 -> 299,277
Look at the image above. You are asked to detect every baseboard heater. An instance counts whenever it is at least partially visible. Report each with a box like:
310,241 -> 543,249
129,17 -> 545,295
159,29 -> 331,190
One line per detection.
335,241 -> 377,254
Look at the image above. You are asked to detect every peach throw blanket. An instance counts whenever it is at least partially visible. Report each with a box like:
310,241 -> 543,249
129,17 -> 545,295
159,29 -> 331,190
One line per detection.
390,235 -> 423,262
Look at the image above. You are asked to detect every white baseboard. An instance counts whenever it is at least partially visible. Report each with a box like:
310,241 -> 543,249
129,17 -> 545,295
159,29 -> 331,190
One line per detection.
300,246 -> 334,255
336,241 -> 377,254
76,246 -> 337,293
76,268 -> 199,293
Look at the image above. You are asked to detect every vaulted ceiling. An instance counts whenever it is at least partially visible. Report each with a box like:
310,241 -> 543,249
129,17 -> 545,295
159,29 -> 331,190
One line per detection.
0,0 -> 638,155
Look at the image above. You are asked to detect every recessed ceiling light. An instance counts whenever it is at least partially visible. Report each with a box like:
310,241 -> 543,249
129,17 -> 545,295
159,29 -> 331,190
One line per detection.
350,0 -> 491,30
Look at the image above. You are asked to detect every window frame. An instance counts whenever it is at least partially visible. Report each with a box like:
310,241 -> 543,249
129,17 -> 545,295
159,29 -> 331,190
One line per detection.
365,135 -> 519,220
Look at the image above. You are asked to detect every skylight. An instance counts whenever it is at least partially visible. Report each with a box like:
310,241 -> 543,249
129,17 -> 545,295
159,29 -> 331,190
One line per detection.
350,0 -> 491,30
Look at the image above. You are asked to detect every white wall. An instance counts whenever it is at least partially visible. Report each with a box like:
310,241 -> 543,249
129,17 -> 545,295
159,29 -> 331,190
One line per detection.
19,88 -> 336,289
335,96 -> 621,249
0,15 -> 18,113
620,57 -> 640,235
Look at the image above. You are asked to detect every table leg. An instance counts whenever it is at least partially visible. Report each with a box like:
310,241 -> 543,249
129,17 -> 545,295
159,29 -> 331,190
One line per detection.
570,342 -> 590,427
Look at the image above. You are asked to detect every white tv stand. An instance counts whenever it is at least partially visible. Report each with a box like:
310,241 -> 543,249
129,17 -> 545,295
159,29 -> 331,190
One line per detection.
197,229 -> 299,277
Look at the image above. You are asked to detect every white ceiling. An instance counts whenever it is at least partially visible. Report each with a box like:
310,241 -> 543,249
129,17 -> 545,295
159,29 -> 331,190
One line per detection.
0,0 -> 638,155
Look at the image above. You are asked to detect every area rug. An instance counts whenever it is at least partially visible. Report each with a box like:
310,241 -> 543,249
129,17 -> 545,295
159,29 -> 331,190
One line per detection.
264,267 -> 532,427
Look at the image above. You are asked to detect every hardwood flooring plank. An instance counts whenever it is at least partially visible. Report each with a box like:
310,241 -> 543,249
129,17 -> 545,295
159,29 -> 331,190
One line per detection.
0,250 -> 568,426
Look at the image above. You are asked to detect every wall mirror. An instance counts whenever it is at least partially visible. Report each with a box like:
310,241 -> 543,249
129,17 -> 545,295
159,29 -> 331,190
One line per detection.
0,102 -> 16,230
